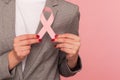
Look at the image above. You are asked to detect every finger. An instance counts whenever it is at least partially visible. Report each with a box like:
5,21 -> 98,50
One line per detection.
56,43 -> 77,49
14,45 -> 31,52
19,46 -> 31,51
54,38 -> 79,44
15,34 -> 39,41
20,39 -> 40,46
57,33 -> 80,41
60,48 -> 77,55
16,39 -> 40,46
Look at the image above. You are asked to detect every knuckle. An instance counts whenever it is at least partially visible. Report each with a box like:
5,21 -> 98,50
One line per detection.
13,43 -> 16,47
59,44 -> 64,47
63,44 -> 65,47
26,40 -> 31,44
14,46 -> 18,50
72,50 -> 76,54
14,38 -> 17,42
35,39 -> 38,42
17,53 -> 22,57
26,50 -> 30,54
78,39 -> 80,41
27,50 -> 30,53
24,36 -> 28,39
63,39 -> 66,42
28,46 -> 31,49
61,47 -> 63,49
77,42 -> 81,46
13,47 -> 18,52
57,44 -> 60,47
14,46 -> 18,51
62,38 -> 66,42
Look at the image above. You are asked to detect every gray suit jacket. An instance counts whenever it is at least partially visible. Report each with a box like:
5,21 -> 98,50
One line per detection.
0,0 -> 82,80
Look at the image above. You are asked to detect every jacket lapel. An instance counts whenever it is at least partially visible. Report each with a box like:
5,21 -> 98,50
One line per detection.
2,0 -> 24,79
23,0 -> 59,79
2,0 -> 16,49
1,0 -> 12,4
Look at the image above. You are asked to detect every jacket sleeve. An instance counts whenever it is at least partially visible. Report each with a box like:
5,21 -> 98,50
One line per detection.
0,52 -> 15,80
58,6 -> 82,77
58,51 -> 82,77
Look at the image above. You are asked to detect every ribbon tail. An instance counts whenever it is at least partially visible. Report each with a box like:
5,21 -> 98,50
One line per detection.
38,27 -> 47,38
46,26 -> 56,39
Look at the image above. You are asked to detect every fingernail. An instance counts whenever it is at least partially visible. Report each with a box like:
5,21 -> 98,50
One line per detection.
54,45 -> 56,48
39,39 -> 42,42
51,39 -> 55,42
55,34 -> 58,38
36,35 -> 40,38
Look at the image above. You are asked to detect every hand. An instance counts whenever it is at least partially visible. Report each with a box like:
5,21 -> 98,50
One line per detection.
13,34 -> 40,61
8,34 -> 41,70
54,33 -> 80,68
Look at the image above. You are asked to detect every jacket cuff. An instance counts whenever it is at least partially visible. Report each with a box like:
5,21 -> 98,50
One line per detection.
0,53 -> 14,79
60,56 -> 82,77
67,56 -> 82,72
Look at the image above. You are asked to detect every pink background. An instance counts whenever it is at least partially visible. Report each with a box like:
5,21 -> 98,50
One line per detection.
62,0 -> 120,80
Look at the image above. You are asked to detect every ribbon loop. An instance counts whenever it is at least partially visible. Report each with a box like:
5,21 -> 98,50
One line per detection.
38,7 -> 56,39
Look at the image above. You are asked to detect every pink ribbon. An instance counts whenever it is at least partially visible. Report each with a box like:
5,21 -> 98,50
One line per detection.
38,7 -> 56,39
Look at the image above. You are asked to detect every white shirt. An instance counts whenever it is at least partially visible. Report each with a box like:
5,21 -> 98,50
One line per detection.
15,0 -> 46,72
